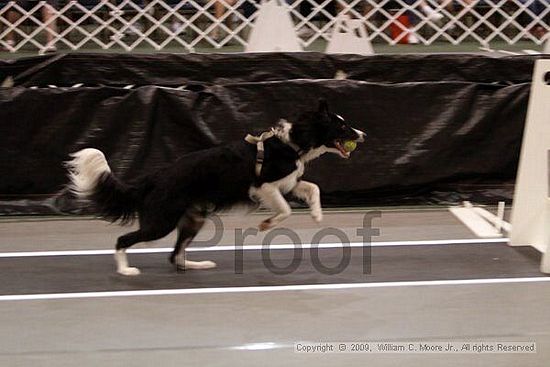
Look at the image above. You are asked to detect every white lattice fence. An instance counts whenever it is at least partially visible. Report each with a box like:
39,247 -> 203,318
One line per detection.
0,0 -> 548,53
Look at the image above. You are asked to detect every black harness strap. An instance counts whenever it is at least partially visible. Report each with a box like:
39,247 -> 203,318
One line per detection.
244,129 -> 303,177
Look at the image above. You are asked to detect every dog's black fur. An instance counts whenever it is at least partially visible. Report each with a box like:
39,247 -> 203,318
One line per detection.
67,100 -> 364,273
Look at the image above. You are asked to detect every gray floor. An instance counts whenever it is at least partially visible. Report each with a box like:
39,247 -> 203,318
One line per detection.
0,208 -> 479,252
0,208 -> 548,367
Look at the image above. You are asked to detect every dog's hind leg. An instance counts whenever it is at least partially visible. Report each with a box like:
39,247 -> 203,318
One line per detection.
291,180 -> 322,223
253,184 -> 292,231
115,217 -> 177,276
170,210 -> 217,271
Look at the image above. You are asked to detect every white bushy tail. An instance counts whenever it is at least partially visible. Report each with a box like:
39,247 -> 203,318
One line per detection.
65,148 -> 138,224
66,148 -> 112,199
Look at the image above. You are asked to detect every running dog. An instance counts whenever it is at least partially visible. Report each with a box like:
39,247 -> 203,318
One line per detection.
66,100 -> 365,275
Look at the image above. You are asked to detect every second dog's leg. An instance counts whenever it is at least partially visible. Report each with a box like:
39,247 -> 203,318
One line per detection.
115,214 -> 178,276
115,223 -> 174,276
171,211 -> 216,271
254,184 -> 292,231
291,180 -> 322,223
114,249 -> 140,276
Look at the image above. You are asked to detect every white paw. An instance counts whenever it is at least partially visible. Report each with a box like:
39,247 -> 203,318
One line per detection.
117,267 -> 141,276
184,260 -> 217,270
312,210 -> 323,223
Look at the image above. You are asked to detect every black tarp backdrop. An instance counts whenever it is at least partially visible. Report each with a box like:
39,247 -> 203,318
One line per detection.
0,53 -> 541,86
0,53 -> 544,215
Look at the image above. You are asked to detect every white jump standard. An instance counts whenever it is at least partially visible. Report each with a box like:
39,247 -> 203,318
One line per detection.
510,59 -> 550,273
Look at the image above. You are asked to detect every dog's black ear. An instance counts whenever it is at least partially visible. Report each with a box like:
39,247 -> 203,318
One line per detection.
318,98 -> 329,115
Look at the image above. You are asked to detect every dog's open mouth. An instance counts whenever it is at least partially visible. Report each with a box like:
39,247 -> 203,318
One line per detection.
334,140 -> 351,159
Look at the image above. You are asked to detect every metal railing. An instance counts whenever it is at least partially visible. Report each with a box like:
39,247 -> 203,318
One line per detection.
0,0 -> 548,53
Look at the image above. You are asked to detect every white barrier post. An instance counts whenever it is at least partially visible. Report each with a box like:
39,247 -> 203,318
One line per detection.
245,0 -> 302,52
510,59 -> 550,273
326,14 -> 374,55
544,37 -> 550,54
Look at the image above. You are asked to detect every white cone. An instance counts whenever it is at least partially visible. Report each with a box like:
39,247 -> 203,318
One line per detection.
326,14 -> 373,55
246,0 -> 302,52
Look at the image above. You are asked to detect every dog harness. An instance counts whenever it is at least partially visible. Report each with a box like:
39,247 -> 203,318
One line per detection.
245,127 -> 303,177
244,130 -> 275,177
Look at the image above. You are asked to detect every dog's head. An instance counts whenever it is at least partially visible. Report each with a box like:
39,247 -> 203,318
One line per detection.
287,99 -> 366,159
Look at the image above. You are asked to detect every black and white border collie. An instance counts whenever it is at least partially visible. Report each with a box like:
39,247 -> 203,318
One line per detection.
66,100 -> 365,276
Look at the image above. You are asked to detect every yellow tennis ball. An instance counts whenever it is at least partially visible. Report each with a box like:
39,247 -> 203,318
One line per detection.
343,140 -> 357,152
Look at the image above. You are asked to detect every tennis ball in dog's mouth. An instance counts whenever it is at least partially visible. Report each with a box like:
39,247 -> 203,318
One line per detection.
343,140 -> 357,152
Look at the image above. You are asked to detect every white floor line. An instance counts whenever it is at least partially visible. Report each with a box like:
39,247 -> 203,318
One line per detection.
0,238 -> 509,258
0,276 -> 549,302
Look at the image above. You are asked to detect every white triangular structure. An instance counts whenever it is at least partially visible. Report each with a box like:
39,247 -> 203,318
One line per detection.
326,14 -> 373,55
449,201 -> 509,238
510,59 -> 550,273
245,0 -> 302,52
449,207 -> 503,238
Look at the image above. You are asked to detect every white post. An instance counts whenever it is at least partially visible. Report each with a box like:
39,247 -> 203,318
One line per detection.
496,201 -> 505,233
509,60 -> 550,273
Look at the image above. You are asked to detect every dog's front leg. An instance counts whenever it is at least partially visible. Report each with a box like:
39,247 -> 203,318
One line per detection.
291,180 -> 322,223
254,184 -> 292,231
